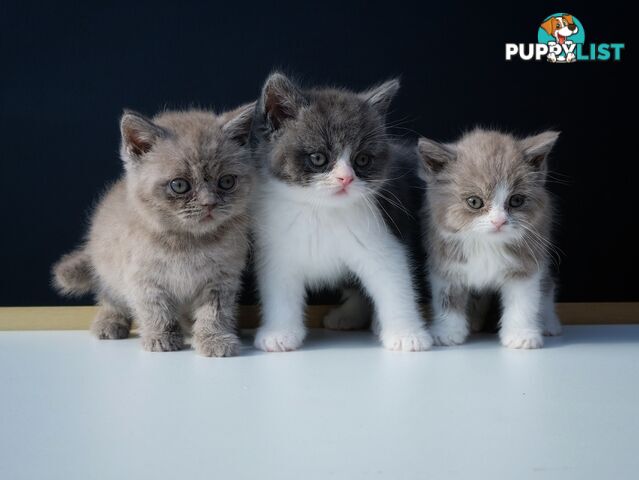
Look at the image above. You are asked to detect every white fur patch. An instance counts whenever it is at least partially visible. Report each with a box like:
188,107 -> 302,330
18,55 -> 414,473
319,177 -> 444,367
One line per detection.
334,148 -> 352,172
499,271 -> 544,349
253,176 -> 431,352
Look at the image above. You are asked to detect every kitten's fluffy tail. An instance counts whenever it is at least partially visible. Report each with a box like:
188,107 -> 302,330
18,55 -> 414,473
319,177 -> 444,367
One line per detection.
52,248 -> 94,296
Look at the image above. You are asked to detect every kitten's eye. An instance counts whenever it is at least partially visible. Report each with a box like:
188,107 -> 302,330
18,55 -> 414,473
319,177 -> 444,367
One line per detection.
309,153 -> 328,167
170,178 -> 191,194
354,153 -> 372,168
218,174 -> 236,191
466,196 -> 484,209
509,194 -> 525,208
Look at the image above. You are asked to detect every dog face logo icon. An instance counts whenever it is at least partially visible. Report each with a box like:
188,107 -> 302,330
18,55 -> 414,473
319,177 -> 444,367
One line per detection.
537,13 -> 585,63
540,15 -> 579,44
505,13 -> 624,63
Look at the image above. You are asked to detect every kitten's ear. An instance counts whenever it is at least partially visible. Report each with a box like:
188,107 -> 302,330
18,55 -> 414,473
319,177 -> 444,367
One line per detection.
120,110 -> 165,161
417,137 -> 456,175
260,72 -> 306,131
222,102 -> 256,145
519,130 -> 560,170
359,79 -> 400,116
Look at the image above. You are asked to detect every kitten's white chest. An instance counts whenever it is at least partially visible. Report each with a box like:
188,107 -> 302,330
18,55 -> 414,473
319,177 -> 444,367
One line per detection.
454,239 -> 518,289
255,188 -> 377,285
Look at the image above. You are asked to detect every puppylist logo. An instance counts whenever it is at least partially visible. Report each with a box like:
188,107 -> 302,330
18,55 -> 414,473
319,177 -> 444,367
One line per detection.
506,13 -> 625,63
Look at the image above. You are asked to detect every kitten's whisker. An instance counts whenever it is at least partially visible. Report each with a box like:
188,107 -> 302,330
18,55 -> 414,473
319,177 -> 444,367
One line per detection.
372,189 -> 414,220
519,219 -> 564,256
518,235 -> 542,272
370,195 -> 399,237
518,222 -> 562,266
368,190 -> 408,219
361,195 -> 380,234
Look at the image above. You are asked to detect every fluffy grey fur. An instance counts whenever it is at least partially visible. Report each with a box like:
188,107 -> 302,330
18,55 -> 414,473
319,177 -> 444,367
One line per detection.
418,128 -> 563,349
251,73 -> 399,185
52,105 -> 256,356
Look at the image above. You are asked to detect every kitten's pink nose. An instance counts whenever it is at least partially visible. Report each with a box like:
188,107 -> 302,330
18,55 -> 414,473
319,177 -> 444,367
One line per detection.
338,175 -> 354,187
199,195 -> 217,208
491,218 -> 507,230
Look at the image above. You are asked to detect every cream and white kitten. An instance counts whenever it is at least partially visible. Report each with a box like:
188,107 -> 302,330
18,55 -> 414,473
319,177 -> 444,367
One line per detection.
418,129 -> 563,349
250,73 -> 432,352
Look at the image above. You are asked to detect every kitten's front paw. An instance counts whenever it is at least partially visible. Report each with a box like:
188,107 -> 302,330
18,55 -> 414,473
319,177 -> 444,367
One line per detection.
380,328 -> 433,352
430,322 -> 469,346
500,330 -> 543,349
141,332 -> 185,352
90,313 -> 131,340
254,327 -> 306,352
194,333 -> 240,357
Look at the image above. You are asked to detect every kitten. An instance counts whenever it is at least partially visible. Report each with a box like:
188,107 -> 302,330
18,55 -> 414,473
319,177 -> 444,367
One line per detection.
52,105 -> 255,356
250,73 -> 432,352
417,128 -> 563,349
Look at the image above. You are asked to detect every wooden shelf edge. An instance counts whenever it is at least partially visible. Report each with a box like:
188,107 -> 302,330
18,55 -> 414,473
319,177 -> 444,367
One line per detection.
0,303 -> 638,331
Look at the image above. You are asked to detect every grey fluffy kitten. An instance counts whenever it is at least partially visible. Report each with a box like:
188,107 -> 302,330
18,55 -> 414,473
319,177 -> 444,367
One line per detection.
250,73 -> 432,352
418,128 -> 562,349
53,106 -> 255,356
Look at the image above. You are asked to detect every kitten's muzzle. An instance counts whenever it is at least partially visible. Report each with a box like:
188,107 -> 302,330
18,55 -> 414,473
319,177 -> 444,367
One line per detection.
199,211 -> 215,223
337,175 -> 354,187
334,174 -> 354,195
198,203 -> 216,222
197,187 -> 217,208
491,217 -> 507,231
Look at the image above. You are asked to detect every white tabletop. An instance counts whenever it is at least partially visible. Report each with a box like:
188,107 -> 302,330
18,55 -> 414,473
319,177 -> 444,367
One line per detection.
1,326 -> 638,480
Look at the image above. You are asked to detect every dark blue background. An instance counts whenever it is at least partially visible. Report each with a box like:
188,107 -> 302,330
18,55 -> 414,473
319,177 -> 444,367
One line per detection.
1,0 -> 635,305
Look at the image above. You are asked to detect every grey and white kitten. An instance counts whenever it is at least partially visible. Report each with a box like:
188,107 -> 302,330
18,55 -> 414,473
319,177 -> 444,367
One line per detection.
250,73 -> 432,352
52,106 -> 256,356
417,128 -> 562,349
